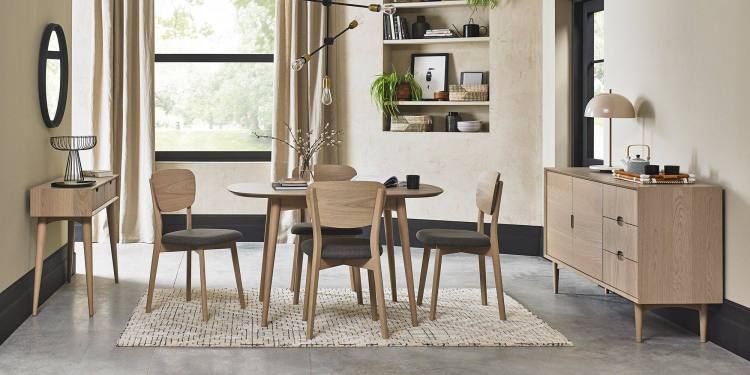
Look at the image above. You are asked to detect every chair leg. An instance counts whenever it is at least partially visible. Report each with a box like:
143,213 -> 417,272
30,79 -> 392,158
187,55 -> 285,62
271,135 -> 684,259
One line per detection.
186,251 -> 192,301
384,210 -> 398,302
353,268 -> 363,305
490,250 -> 506,320
417,245 -> 430,306
198,249 -> 209,321
306,250 -> 322,339
302,255 -> 312,321
230,243 -> 246,309
145,244 -> 160,313
479,255 -> 488,306
429,249 -> 443,321
291,236 -> 301,290
372,258 -> 390,339
292,239 -> 305,305
367,270 -> 378,321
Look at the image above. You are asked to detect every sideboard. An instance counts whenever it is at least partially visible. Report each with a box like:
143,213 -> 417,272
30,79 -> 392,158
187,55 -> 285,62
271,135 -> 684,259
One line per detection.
544,167 -> 723,342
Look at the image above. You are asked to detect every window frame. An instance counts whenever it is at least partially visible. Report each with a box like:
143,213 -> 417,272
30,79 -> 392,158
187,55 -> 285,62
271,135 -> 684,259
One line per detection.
571,0 -> 604,167
154,54 -> 274,162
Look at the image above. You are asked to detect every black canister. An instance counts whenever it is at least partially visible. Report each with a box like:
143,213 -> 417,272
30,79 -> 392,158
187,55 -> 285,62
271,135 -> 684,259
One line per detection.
412,16 -> 430,39
446,112 -> 461,132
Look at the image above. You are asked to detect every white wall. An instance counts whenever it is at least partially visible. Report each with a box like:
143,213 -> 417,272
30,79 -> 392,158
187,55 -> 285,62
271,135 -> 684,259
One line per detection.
335,0 -> 544,225
0,0 -> 72,291
605,0 -> 750,307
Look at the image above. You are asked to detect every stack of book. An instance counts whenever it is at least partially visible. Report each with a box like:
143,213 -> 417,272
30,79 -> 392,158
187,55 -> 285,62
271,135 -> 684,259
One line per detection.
424,29 -> 455,39
271,180 -> 308,190
83,170 -> 113,178
383,14 -> 410,40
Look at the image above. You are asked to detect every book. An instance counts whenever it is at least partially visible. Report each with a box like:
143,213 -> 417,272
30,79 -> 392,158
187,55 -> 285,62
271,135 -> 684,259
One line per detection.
394,15 -> 401,40
82,170 -> 113,178
272,180 -> 308,190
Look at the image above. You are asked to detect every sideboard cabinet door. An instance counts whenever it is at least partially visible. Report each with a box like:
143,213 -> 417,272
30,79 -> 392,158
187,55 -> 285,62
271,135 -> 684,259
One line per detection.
545,172 -> 573,264
572,178 -> 603,280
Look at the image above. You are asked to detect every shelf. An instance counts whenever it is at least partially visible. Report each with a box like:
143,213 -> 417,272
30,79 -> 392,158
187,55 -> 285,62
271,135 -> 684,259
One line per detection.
388,1 -> 473,9
396,101 -> 490,106
384,37 -> 489,45
386,131 -> 489,134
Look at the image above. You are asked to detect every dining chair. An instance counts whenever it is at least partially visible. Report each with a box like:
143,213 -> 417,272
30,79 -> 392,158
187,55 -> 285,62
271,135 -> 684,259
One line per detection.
416,171 -> 506,321
302,181 -> 389,339
290,164 -> 365,305
146,169 -> 245,321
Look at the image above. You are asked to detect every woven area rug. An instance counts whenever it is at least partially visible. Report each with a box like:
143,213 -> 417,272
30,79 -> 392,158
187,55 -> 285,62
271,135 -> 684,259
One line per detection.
117,288 -> 571,348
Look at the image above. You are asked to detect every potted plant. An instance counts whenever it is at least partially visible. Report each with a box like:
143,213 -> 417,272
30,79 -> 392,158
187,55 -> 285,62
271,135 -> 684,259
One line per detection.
466,0 -> 498,7
370,71 -> 422,118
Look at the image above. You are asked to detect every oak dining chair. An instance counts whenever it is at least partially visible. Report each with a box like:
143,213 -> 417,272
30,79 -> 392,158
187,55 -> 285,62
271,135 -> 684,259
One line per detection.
302,181 -> 390,339
290,164 -> 364,305
416,171 -> 506,321
146,169 -> 245,321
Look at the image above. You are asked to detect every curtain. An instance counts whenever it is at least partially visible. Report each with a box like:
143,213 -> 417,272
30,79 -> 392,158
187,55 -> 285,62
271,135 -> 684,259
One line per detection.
73,0 -> 155,243
272,0 -> 338,241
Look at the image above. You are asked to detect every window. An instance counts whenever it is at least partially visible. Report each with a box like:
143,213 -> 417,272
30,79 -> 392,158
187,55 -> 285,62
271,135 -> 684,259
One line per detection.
572,0 -> 604,167
155,0 -> 275,162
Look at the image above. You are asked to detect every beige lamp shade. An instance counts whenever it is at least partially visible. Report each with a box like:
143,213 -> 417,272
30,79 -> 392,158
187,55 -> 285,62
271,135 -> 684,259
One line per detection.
584,91 -> 636,118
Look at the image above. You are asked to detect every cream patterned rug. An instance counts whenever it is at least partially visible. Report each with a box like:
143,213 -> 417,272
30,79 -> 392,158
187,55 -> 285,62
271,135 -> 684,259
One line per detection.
117,288 -> 571,348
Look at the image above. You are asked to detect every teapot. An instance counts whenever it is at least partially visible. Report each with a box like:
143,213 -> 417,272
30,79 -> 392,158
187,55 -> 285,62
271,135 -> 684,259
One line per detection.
621,144 -> 651,174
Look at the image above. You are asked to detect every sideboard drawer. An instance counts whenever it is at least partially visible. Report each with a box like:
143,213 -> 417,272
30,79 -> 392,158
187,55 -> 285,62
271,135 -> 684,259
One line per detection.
603,185 -> 638,225
603,218 -> 638,262
603,250 -> 639,297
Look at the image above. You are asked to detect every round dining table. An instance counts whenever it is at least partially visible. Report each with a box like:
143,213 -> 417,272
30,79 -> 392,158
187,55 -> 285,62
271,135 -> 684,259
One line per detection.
227,182 -> 443,328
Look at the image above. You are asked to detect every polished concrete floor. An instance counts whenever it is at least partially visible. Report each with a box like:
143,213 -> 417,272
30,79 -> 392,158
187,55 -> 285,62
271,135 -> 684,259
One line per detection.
1,242 -> 748,374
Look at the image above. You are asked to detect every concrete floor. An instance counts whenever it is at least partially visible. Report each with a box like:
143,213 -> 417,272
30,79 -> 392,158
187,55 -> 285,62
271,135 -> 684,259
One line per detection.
0,242 -> 748,375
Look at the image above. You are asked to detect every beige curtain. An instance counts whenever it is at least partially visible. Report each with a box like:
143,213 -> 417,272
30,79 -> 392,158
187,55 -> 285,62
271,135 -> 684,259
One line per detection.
273,0 -> 338,241
73,0 -> 155,243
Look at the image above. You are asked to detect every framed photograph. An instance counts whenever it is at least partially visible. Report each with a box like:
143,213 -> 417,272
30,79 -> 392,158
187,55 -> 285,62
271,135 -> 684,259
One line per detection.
410,53 -> 449,100
461,71 -> 485,85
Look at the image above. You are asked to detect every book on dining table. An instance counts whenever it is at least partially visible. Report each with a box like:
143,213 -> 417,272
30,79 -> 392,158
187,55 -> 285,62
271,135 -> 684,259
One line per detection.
272,180 -> 308,190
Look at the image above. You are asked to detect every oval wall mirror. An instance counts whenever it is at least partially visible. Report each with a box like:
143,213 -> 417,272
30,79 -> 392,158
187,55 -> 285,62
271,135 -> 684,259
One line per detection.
38,23 -> 69,128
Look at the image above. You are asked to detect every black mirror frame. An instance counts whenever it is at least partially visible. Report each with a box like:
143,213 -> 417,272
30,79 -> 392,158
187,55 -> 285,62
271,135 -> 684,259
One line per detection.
38,23 -> 69,129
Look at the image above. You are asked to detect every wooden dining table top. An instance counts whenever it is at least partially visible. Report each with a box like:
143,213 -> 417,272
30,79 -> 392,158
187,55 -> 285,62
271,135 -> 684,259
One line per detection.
227,182 -> 444,199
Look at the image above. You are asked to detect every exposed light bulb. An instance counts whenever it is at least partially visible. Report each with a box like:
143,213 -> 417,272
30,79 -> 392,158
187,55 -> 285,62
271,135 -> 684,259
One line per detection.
383,4 -> 396,15
291,57 -> 306,71
321,76 -> 333,106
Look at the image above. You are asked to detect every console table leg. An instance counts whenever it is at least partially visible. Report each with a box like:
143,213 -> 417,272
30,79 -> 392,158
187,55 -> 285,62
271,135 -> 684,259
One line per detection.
82,218 -> 95,317
32,218 -> 48,316
634,304 -> 644,343
699,304 -> 708,343
66,220 -> 74,282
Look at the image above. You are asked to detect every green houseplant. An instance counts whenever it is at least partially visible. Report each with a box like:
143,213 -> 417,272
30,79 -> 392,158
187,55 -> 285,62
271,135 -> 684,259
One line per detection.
466,0 -> 498,8
370,71 -> 422,118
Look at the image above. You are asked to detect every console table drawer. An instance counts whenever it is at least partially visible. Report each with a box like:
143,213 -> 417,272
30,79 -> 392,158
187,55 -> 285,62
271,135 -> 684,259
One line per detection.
603,250 -> 639,297
94,178 -> 117,210
603,185 -> 638,225
603,217 -> 638,262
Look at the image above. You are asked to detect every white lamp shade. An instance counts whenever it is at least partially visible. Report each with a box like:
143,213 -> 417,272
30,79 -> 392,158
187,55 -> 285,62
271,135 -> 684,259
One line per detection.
584,92 -> 636,119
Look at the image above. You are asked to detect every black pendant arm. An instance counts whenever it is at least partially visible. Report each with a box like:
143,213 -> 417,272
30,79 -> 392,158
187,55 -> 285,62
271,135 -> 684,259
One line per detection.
300,20 -> 358,60
303,0 -> 380,12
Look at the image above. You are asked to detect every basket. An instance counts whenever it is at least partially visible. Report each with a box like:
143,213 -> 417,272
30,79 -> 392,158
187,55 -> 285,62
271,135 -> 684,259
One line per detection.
390,115 -> 433,132
449,84 -> 489,101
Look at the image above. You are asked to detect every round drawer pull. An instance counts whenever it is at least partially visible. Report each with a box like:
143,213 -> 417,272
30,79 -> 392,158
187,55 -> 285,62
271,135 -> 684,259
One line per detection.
617,251 -> 625,260
616,216 -> 624,225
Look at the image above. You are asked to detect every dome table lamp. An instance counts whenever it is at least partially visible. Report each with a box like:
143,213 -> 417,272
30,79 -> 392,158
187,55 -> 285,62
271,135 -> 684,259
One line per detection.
584,89 -> 636,172
49,136 -> 97,188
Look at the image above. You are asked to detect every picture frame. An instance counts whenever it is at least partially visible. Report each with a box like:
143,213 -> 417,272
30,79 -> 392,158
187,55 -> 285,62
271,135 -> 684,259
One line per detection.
410,53 -> 449,100
460,71 -> 485,85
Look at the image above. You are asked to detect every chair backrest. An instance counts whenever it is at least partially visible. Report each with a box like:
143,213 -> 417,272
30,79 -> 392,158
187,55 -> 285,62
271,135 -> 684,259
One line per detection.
476,171 -> 502,215
150,169 -> 196,213
313,164 -> 357,181
307,181 -> 385,230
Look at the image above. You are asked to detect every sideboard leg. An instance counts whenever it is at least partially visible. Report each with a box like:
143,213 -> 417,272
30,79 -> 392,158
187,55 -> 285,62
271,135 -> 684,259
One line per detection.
552,262 -> 559,294
634,304 -> 644,343
699,304 -> 708,343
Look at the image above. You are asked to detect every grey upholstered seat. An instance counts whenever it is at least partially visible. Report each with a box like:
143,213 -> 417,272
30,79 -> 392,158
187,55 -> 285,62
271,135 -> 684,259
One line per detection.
301,237 -> 382,260
291,222 -> 363,236
162,228 -> 242,247
416,229 -> 491,248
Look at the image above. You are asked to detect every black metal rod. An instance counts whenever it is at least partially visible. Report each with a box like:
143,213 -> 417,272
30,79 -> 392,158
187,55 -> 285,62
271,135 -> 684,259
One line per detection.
305,23 -> 354,59
303,0 -> 370,9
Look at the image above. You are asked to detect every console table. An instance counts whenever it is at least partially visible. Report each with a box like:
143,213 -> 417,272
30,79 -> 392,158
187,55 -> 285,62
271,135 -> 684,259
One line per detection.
544,168 -> 723,342
30,175 -> 120,317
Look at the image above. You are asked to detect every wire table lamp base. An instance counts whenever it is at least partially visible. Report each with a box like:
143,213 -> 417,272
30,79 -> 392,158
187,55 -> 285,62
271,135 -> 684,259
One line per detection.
50,136 -> 97,188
